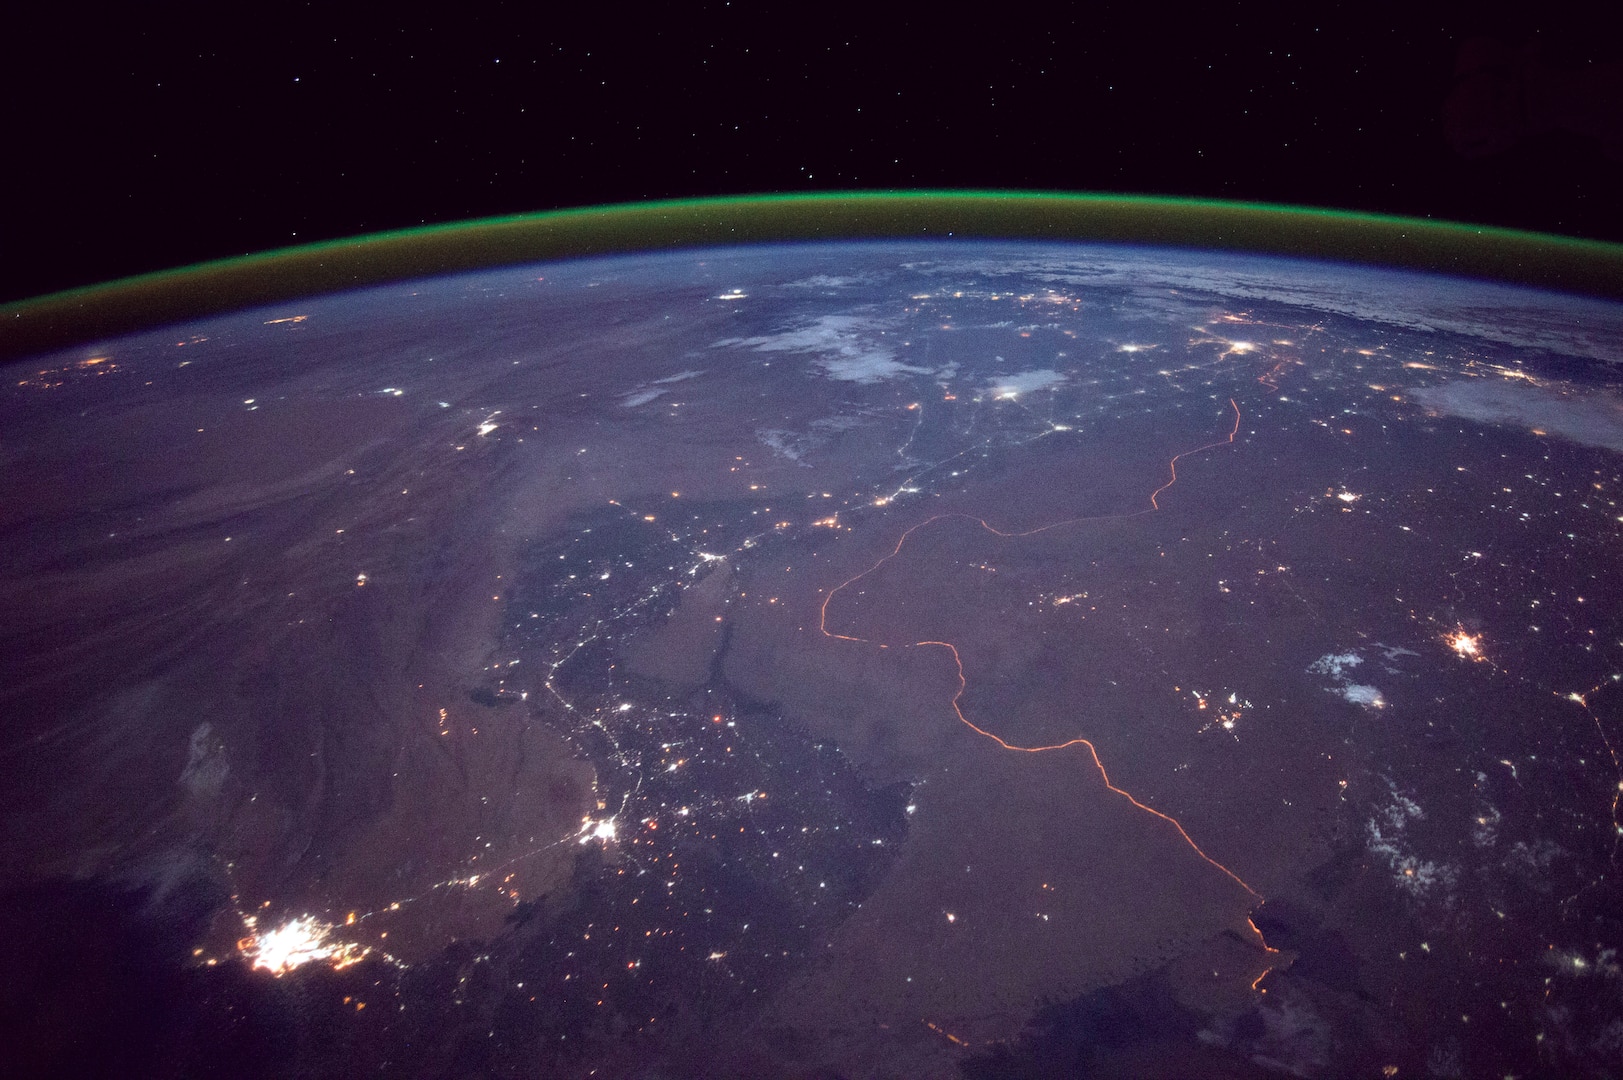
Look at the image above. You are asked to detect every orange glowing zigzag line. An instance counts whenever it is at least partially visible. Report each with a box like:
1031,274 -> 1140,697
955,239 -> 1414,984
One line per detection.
819,399 -> 1276,943
923,1019 -> 969,1046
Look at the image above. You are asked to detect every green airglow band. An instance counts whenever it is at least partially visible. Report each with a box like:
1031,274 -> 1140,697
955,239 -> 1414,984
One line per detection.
5,191 -> 1622,361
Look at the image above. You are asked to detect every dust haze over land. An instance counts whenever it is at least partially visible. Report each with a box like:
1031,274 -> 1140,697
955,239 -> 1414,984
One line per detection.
3,243 -> 1622,1078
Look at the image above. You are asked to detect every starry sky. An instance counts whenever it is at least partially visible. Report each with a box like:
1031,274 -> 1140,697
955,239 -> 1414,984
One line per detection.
5,7 -> 1621,305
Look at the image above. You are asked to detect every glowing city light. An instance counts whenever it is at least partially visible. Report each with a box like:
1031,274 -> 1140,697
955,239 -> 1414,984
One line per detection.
237,915 -> 369,976
579,817 -> 617,843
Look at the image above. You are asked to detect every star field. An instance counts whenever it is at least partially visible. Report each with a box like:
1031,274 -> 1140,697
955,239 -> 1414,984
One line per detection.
5,8 -> 1622,305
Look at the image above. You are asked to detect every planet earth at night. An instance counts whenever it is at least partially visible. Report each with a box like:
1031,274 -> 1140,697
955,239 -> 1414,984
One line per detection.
4,230 -> 1623,1079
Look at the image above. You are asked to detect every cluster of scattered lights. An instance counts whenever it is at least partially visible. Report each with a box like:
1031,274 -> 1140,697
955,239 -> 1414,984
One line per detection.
237,915 -> 370,976
579,817 -> 618,844
1449,630 -> 1483,660
163,288 -> 1619,1073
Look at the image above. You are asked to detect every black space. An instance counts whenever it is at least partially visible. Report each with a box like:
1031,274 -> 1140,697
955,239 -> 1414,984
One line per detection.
5,7 -> 1622,305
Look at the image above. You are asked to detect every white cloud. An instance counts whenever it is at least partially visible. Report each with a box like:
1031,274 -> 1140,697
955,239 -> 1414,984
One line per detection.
716,315 -> 932,384
1340,684 -> 1386,707
1366,783 -> 1457,900
1309,650 -> 1388,710
988,369 -> 1066,398
1308,652 -> 1362,679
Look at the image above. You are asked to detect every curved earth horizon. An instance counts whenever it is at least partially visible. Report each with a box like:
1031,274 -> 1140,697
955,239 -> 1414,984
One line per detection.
3,207 -> 1622,1078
